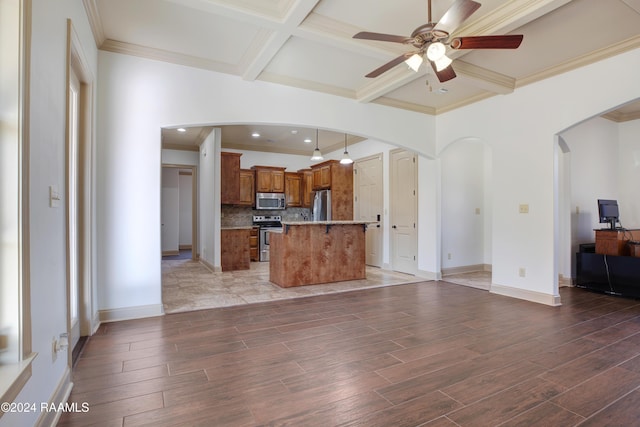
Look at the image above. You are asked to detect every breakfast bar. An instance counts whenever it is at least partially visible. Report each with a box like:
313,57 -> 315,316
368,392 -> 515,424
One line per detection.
269,221 -> 368,287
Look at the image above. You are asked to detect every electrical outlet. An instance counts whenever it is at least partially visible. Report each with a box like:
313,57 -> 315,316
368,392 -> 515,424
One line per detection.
475,208 -> 480,215
519,267 -> 526,277
576,206 -> 580,214
519,204 -> 529,214
448,253 -> 452,260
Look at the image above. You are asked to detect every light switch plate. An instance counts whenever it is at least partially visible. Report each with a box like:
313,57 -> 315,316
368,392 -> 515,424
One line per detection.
519,204 -> 529,214
50,185 -> 60,208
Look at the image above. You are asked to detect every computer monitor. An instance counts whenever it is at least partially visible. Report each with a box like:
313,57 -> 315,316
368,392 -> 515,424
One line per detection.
598,199 -> 619,230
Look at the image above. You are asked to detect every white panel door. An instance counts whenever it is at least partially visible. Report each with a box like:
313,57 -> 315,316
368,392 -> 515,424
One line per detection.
355,155 -> 383,267
390,150 -> 417,274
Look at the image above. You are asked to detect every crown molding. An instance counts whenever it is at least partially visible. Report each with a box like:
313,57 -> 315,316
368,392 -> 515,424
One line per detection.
82,0 -> 105,47
372,98 -> 435,115
100,39 -> 239,75
601,110 -> 640,123
258,71 -> 356,99
517,35 -> 640,88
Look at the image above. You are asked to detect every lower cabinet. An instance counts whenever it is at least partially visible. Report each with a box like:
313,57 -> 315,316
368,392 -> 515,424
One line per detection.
250,227 -> 259,262
221,228 -> 250,271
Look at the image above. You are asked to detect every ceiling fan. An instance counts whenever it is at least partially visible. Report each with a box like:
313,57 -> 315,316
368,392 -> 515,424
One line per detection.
353,0 -> 523,82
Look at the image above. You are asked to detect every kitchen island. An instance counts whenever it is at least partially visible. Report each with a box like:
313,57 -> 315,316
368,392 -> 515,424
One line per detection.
269,221 -> 368,287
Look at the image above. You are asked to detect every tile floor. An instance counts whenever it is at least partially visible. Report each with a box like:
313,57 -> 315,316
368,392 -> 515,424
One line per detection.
162,259 -> 431,313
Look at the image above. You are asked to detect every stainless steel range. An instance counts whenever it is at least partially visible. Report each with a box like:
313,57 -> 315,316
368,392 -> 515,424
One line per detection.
252,215 -> 283,262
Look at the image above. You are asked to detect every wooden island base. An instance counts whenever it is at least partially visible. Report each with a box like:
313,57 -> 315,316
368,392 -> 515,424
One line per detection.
269,222 -> 367,287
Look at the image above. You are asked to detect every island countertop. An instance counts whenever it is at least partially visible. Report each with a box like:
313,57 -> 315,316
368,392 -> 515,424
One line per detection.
280,220 -> 373,226
269,222 -> 366,287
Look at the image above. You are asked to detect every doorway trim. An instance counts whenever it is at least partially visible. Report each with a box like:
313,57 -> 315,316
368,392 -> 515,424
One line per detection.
65,19 -> 97,364
161,163 -> 198,260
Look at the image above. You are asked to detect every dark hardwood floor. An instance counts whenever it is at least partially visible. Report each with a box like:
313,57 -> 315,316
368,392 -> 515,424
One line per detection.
58,281 -> 640,426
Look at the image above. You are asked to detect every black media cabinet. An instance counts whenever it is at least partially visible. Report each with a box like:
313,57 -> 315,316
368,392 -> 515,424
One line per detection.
576,252 -> 640,298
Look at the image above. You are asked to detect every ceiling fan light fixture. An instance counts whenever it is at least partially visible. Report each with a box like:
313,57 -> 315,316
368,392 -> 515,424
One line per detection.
426,41 -> 446,61
405,53 -> 423,72
433,54 -> 452,71
340,134 -> 353,164
310,129 -> 324,161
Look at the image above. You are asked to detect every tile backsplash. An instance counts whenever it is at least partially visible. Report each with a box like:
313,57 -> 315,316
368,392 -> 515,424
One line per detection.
221,205 -> 311,227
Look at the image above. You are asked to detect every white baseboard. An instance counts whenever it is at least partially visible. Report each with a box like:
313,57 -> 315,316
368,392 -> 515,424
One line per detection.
99,304 -> 164,323
442,264 -> 491,276
35,367 -> 73,427
490,284 -> 562,306
200,259 -> 221,273
91,311 -> 101,335
416,269 -> 440,280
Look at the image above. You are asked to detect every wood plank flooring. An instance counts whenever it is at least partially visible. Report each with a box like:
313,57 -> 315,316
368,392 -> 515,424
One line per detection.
58,282 -> 640,426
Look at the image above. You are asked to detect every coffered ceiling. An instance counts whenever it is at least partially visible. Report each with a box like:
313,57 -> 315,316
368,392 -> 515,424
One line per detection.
85,0 -> 640,152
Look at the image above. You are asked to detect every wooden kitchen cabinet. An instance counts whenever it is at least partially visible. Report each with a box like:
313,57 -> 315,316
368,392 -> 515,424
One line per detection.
298,169 -> 313,208
221,152 -> 242,204
312,164 -> 332,190
239,169 -> 255,206
250,226 -> 259,261
252,166 -> 286,193
284,172 -> 302,207
310,160 -> 354,220
221,228 -> 250,271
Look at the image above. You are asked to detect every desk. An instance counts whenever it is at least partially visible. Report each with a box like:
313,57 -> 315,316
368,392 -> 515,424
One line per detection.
595,229 -> 640,256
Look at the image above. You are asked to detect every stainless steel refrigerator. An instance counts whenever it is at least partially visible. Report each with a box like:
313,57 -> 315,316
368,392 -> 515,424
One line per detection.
312,189 -> 331,221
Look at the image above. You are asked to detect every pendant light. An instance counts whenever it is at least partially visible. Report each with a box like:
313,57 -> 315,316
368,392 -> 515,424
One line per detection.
340,133 -> 353,164
310,129 -> 324,161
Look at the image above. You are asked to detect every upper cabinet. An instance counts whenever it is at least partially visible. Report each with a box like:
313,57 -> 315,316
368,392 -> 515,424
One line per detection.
310,160 -> 354,220
284,172 -> 302,207
298,169 -> 313,208
238,169 -> 255,206
252,166 -> 285,193
312,163 -> 332,190
221,152 -> 241,205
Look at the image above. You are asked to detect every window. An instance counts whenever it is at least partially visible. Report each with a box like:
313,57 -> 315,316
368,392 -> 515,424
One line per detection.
0,0 -> 33,411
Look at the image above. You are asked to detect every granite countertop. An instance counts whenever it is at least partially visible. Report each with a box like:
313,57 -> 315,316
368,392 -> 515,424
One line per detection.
280,221 -> 374,225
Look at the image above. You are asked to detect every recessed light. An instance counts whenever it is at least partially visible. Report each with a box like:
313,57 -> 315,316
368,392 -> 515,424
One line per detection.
291,130 -> 298,134
177,128 -> 186,132
438,88 -> 448,94
304,138 -> 312,144
251,132 -> 260,138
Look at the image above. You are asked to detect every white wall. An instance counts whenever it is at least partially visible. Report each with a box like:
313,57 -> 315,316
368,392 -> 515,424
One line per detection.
618,119 -> 640,228
562,117 -> 619,241
162,148 -> 199,166
440,139 -> 488,270
179,173 -> 193,247
4,1 -> 98,426
198,131 -> 218,268
436,48 -> 640,303
161,168 -> 180,252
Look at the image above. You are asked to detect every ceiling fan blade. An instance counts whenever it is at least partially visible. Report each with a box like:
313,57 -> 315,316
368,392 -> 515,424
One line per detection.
430,61 -> 456,83
450,35 -> 524,49
434,0 -> 481,35
365,54 -> 410,78
353,31 -> 412,44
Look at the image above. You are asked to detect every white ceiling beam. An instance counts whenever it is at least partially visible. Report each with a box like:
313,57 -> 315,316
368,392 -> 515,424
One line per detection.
240,0 -> 321,81
356,67 -> 426,103
452,0 -> 573,37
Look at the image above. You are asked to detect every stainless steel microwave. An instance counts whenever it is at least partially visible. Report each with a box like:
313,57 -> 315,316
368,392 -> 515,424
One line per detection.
255,192 -> 286,210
